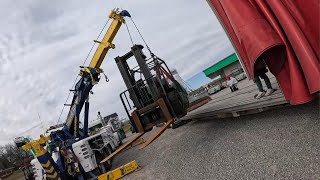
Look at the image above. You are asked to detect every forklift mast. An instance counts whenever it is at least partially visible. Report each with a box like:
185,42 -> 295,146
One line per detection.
116,45 -> 189,129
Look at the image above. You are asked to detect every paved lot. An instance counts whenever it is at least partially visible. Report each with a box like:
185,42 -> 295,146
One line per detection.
112,99 -> 319,180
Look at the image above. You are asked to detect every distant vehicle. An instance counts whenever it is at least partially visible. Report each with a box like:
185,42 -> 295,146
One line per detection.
88,119 -> 104,134
89,112 -> 126,140
235,72 -> 247,81
208,85 -> 222,95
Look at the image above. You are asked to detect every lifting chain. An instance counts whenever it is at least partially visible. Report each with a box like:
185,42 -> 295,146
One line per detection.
124,15 -> 154,57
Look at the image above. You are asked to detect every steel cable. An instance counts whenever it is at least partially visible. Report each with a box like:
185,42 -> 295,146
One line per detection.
56,18 -> 111,125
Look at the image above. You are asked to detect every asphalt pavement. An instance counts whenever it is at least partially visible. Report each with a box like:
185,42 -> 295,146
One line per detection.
112,98 -> 320,180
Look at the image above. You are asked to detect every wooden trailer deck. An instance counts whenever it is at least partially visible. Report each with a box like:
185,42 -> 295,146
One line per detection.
182,76 -> 288,120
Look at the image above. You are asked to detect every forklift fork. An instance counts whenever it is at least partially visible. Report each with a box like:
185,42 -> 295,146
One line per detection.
138,98 -> 174,149
100,98 -> 173,164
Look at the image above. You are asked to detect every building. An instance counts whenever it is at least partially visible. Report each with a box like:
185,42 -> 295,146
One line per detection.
203,53 -> 243,80
187,53 -> 247,96
187,53 -> 247,95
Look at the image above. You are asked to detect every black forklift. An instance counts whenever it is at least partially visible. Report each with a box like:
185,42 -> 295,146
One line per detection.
116,44 -> 189,147
101,44 -> 189,163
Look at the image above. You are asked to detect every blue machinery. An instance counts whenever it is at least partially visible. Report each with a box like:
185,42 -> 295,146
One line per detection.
19,9 -> 130,180
18,8 -> 189,180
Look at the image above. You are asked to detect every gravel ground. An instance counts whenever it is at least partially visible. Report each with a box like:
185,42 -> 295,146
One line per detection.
112,99 -> 320,180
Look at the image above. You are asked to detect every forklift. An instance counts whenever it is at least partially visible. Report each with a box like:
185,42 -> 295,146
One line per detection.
101,44 -> 189,163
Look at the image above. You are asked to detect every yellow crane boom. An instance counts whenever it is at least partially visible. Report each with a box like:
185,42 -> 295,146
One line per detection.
65,9 -> 128,130
89,10 -> 125,69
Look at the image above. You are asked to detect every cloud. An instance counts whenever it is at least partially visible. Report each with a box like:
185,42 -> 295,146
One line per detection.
0,0 -> 233,144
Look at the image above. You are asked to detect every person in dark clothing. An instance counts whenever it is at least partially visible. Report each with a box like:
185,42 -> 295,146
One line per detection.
254,58 -> 275,99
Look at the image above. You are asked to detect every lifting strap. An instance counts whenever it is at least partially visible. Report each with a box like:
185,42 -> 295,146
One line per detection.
156,65 -> 174,82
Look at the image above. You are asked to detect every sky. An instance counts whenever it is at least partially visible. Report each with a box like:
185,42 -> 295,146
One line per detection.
0,0 -> 234,144
186,72 -> 212,89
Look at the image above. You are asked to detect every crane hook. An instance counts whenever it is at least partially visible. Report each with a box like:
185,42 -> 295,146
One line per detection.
103,72 -> 109,82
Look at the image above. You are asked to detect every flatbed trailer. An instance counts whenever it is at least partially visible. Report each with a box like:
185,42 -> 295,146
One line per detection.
182,76 -> 288,121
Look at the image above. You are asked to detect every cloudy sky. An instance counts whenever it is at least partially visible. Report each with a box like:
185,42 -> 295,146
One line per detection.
0,0 -> 234,144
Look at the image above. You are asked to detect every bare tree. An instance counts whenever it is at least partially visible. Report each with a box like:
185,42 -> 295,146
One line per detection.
0,143 -> 33,170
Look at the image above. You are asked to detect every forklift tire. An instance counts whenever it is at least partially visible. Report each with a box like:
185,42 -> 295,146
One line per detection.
171,120 -> 188,129
167,92 -> 187,118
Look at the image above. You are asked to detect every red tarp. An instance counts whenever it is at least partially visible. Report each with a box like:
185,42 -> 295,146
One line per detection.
208,0 -> 319,104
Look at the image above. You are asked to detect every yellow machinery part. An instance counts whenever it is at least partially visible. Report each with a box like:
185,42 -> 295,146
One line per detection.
65,8 -> 125,129
98,160 -> 140,180
88,9 -> 125,69
21,135 -> 50,156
